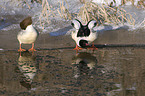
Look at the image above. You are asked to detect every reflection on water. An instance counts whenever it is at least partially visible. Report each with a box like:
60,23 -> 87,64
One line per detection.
72,52 -> 98,78
0,48 -> 145,95
17,51 -> 37,90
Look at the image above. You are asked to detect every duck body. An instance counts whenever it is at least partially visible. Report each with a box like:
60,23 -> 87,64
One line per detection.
71,19 -> 98,49
17,17 -> 39,52
17,24 -> 38,44
72,28 -> 97,47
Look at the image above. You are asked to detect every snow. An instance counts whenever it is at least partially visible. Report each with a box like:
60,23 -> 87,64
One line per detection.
92,0 -> 122,6
0,0 -> 144,35
92,0 -> 141,6
0,48 -> 4,51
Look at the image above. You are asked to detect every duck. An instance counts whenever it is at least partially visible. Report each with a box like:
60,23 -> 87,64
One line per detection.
71,19 -> 98,50
72,52 -> 97,78
17,16 -> 39,52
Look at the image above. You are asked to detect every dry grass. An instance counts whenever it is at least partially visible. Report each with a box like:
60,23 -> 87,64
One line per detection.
37,0 -> 138,27
78,1 -> 135,25
137,18 -> 145,27
123,0 -> 145,8
57,0 -> 72,20
137,0 -> 145,8
39,0 -> 53,29
36,0 -> 72,29
23,0 -> 145,28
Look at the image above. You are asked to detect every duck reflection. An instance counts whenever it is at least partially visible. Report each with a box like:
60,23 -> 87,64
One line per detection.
17,51 -> 37,89
72,52 -> 97,78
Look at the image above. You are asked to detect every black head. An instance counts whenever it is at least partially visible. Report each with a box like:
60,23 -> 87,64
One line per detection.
79,40 -> 90,48
20,16 -> 32,30
71,19 -> 97,37
78,60 -> 89,75
77,25 -> 90,37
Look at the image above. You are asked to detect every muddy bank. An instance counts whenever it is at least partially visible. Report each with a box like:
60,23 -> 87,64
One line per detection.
0,26 -> 145,51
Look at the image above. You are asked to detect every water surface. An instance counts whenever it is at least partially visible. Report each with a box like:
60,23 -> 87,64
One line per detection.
0,14 -> 145,96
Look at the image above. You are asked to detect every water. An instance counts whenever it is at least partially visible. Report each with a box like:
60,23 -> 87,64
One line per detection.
0,46 -> 145,95
0,27 -> 145,95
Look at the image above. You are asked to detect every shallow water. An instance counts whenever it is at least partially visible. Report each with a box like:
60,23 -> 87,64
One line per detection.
0,46 -> 145,96
0,14 -> 145,95
1,27 -> 145,96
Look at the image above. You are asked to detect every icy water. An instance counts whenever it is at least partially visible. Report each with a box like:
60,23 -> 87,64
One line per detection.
0,45 -> 145,96
0,24 -> 145,95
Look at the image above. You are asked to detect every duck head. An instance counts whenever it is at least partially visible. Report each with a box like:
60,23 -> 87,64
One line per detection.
20,16 -> 32,30
71,19 -> 97,37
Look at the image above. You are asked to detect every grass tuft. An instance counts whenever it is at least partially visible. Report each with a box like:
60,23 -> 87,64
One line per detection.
78,1 -> 135,25
57,0 -> 72,20
23,0 -> 145,28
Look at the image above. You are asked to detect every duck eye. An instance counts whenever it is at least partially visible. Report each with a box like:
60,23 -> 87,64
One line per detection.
71,19 -> 82,30
94,22 -> 97,26
88,20 -> 97,29
71,22 -> 74,27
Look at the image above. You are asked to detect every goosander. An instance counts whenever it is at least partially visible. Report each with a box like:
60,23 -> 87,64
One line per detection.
17,16 -> 39,52
71,19 -> 98,50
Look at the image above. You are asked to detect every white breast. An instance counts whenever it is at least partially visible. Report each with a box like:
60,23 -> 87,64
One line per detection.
17,25 -> 38,44
71,30 -> 98,45
85,31 -> 98,43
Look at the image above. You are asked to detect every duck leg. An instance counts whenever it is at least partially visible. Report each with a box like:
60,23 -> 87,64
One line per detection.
73,45 -> 83,50
18,43 -> 26,52
87,43 -> 98,50
29,43 -> 36,51
91,43 -> 98,50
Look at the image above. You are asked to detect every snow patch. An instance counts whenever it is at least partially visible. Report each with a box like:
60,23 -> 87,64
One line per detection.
0,48 -> 4,51
0,0 -> 144,34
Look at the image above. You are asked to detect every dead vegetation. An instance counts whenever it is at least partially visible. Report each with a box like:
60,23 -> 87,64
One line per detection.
22,0 -> 144,28
78,1 -> 135,25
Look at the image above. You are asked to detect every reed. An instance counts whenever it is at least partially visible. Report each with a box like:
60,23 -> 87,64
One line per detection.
137,18 -> 145,27
78,1 -> 135,25
57,0 -> 72,20
24,0 -> 31,9
137,0 -> 145,8
23,0 -> 145,28
37,0 -> 54,29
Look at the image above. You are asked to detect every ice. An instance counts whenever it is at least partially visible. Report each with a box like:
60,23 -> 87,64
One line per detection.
92,0 -> 122,6
125,1 -> 132,5
92,0 -> 140,6
0,48 -> 4,51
